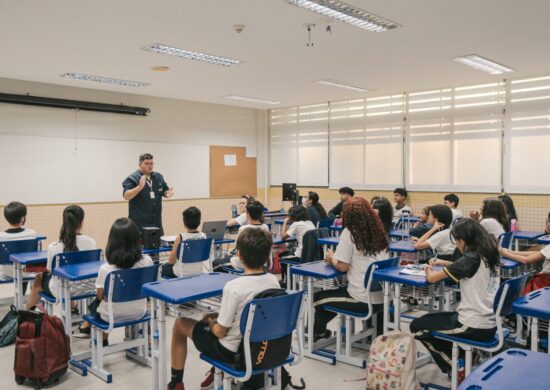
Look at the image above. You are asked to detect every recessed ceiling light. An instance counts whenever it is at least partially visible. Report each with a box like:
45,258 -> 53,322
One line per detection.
453,55 -> 514,75
143,43 -> 240,67
317,79 -> 370,92
150,66 -> 170,72
286,0 -> 399,32
60,73 -> 150,87
224,95 -> 280,105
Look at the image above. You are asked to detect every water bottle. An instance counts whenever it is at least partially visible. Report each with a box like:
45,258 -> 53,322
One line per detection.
231,204 -> 238,218
511,218 -> 517,232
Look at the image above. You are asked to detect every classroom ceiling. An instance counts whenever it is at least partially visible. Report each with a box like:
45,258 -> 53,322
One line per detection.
1,0 -> 550,109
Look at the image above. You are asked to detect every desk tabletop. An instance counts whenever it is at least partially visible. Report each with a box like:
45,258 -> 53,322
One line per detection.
388,240 -> 417,253
9,251 -> 48,265
142,246 -> 172,255
513,287 -> 550,320
142,272 -> 238,305
500,257 -> 521,270
536,234 -> 550,245
373,266 -> 445,287
317,236 -> 340,246
290,260 -> 343,279
390,229 -> 411,238
328,225 -> 342,232
272,235 -> 296,245
53,261 -> 103,281
457,349 -> 550,390
264,211 -> 288,218
514,231 -> 546,240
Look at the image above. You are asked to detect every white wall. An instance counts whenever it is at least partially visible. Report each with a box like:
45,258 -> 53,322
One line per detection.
0,77 -> 268,203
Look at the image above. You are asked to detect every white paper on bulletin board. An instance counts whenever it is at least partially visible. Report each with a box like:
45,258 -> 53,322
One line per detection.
224,154 -> 237,166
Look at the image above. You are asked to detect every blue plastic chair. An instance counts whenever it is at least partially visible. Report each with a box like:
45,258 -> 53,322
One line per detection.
498,231 -> 514,250
171,238 -> 213,275
321,257 -> 400,367
433,274 -> 528,390
0,238 -> 41,283
317,218 -> 335,229
200,291 -> 305,389
83,264 -> 159,383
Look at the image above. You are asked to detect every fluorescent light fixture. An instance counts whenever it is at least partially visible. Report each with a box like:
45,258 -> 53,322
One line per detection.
61,73 -> 149,87
453,55 -> 514,75
317,79 -> 370,92
286,0 -> 399,32
224,95 -> 280,105
143,43 -> 240,67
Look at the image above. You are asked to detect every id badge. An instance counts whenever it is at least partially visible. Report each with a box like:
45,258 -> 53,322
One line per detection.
150,191 -> 155,199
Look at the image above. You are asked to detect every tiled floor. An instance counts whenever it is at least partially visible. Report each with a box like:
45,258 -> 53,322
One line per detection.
0,285 -> 450,389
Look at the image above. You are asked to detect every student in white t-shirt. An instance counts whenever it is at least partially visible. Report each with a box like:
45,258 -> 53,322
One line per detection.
470,198 -> 509,241
226,194 -> 255,227
0,201 -> 37,278
281,205 -> 316,259
410,219 -> 500,375
444,193 -> 463,222
26,205 -> 97,310
413,205 -> 455,260
229,200 -> 270,270
392,187 -> 412,224
313,197 -> 389,340
167,228 -> 280,390
162,207 -> 207,278
500,244 -> 550,293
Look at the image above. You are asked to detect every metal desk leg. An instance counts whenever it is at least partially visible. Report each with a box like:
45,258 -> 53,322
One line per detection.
383,281 -> 391,333
532,318 -> 538,352
13,263 -> 24,309
394,283 -> 402,331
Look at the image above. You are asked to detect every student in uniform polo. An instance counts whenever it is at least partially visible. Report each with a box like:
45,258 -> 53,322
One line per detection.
122,153 -> 174,236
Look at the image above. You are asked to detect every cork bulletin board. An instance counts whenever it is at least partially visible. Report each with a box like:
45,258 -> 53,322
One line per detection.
210,145 -> 257,198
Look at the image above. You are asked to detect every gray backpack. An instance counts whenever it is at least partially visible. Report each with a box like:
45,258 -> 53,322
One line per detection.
0,305 -> 18,347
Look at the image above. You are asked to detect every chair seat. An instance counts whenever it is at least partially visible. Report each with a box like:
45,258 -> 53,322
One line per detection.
83,313 -> 150,331
279,258 -> 300,266
322,305 -> 370,318
199,353 -> 294,378
433,328 -> 510,349
39,290 -> 95,302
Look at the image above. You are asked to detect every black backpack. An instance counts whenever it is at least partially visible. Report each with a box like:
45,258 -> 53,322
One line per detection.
236,288 -> 305,390
0,305 -> 18,347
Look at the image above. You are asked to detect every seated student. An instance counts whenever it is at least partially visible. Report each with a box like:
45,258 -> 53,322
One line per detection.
371,197 -> 393,237
413,205 -> 455,260
162,207 -> 207,279
313,197 -> 389,340
444,193 -> 463,222
226,194 -> 254,227
410,219 -> 500,376
305,191 -> 328,226
26,205 -> 97,310
500,244 -> 550,294
409,206 -> 433,238
0,201 -> 37,278
498,194 -> 518,229
328,187 -> 354,218
167,228 -> 280,390
392,187 -> 412,224
470,198 -> 509,240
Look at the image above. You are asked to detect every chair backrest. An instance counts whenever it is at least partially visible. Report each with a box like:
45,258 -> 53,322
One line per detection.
317,218 -> 335,229
451,217 -> 463,226
498,231 -> 514,250
301,228 -> 329,262
240,291 -> 304,342
493,273 -> 528,317
176,238 -> 213,263
0,239 -> 40,264
52,249 -> 102,272
364,257 -> 400,293
104,264 -> 159,303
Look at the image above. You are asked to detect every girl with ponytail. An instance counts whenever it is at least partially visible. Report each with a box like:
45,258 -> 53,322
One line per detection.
26,205 -> 97,311
410,218 -> 500,375
305,191 -> 328,226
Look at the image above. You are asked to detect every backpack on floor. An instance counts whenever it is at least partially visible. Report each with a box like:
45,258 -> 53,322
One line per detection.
366,331 -> 421,390
0,305 -> 18,347
13,305 -> 71,389
270,244 -> 289,274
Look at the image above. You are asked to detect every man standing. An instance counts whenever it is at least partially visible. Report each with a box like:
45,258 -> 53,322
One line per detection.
122,153 -> 174,235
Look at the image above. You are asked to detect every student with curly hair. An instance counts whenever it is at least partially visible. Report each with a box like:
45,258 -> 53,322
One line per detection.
313,197 -> 389,340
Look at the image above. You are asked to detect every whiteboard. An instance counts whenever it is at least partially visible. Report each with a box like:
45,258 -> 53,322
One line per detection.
0,134 -> 210,204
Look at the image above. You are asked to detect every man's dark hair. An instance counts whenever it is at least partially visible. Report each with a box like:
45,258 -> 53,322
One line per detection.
139,153 -> 154,163
338,187 -> 355,197
236,228 -> 272,269
246,200 -> 265,221
183,207 -> 201,230
394,187 -> 408,198
4,201 -> 27,225
444,193 -> 460,207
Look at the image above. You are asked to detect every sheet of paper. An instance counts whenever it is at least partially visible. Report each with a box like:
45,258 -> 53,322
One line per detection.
224,154 -> 237,166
